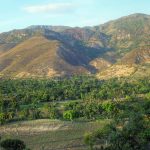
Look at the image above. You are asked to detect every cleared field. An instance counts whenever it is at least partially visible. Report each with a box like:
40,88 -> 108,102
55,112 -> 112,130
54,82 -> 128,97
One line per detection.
0,119 -> 110,150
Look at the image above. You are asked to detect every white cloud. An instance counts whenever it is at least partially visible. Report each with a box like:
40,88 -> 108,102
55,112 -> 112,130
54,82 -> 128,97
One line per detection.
23,3 -> 75,14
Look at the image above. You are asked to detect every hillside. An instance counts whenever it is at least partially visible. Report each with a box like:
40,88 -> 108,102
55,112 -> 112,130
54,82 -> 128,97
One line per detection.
96,13 -> 150,57
0,36 -> 93,77
0,13 -> 150,78
121,46 -> 150,64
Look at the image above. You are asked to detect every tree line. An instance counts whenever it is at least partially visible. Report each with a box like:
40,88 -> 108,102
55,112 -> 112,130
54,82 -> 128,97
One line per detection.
0,76 -> 150,124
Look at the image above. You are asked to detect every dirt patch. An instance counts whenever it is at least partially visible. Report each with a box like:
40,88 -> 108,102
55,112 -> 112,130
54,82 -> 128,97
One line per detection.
97,65 -> 136,79
0,119 -> 69,135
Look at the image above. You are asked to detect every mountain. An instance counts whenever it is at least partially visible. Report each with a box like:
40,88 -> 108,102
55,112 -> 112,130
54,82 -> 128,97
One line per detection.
0,13 -> 150,78
0,36 -> 96,77
120,46 -> 150,64
96,14 -> 150,79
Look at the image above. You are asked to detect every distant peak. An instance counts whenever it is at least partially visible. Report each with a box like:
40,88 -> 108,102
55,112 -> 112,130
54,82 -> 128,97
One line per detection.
125,13 -> 150,18
27,25 -> 71,32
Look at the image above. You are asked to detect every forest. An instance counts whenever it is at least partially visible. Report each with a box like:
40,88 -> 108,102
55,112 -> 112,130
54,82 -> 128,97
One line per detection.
0,76 -> 150,150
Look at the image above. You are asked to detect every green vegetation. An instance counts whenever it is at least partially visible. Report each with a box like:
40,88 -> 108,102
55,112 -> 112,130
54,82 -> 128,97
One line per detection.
84,113 -> 150,150
0,76 -> 150,149
0,76 -> 150,123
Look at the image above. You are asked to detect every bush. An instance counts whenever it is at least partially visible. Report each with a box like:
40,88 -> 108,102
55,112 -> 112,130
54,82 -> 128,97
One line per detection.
0,139 -> 26,150
84,133 -> 95,150
63,110 -> 76,121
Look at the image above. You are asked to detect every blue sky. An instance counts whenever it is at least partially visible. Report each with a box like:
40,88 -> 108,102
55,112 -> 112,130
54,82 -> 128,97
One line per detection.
0,0 -> 150,32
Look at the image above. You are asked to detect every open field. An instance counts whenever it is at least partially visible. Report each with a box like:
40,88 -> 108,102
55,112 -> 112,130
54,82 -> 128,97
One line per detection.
0,119 -> 110,150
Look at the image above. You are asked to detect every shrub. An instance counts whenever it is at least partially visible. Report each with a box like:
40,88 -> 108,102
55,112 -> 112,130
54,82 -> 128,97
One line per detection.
0,139 -> 26,150
63,110 -> 76,121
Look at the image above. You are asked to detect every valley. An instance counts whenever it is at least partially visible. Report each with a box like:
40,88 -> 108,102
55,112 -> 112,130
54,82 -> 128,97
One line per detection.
0,13 -> 150,150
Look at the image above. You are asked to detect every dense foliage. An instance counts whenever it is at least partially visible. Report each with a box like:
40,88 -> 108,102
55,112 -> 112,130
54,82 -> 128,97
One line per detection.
84,113 -> 150,150
0,76 -> 150,124
0,76 -> 150,149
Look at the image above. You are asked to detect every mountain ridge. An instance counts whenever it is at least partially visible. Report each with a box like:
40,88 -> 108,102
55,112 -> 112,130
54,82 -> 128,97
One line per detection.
0,13 -> 150,78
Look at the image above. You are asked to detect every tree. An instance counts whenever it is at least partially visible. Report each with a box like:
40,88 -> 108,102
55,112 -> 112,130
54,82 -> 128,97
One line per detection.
0,113 -> 5,125
101,101 -> 117,118
63,110 -> 76,121
84,113 -> 150,150
107,113 -> 150,150
48,103 -> 58,119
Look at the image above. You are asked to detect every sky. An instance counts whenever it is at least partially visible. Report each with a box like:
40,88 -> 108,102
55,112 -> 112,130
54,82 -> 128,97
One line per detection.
0,0 -> 150,32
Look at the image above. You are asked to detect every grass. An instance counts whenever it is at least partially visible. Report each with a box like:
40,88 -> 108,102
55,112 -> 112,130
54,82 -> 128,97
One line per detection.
0,119 -> 110,150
